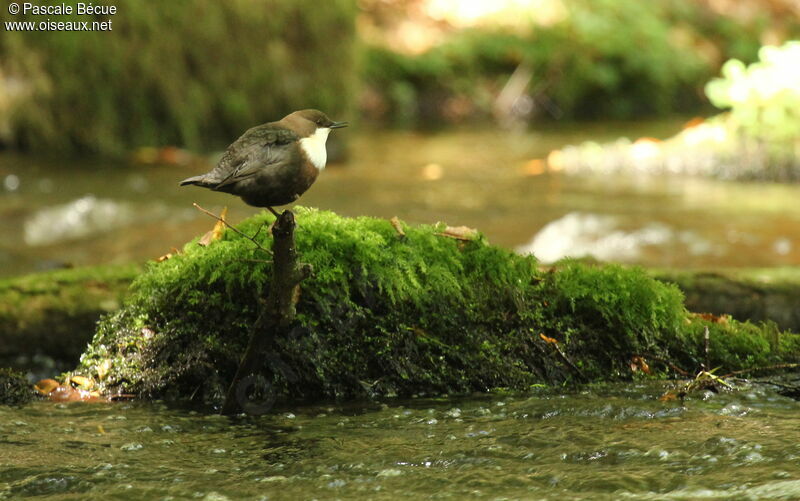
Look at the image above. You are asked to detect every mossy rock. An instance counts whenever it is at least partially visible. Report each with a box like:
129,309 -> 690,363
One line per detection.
654,268 -> 800,332
0,368 -> 34,406
0,264 -> 140,364
75,208 -> 800,405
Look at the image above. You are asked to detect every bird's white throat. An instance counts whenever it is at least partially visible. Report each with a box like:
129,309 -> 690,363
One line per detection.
299,127 -> 330,170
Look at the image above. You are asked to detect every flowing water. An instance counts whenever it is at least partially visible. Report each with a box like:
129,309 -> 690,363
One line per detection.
3,381 -> 800,500
2,119 -> 800,278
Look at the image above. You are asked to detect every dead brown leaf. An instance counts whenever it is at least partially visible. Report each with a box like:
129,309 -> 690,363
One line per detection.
539,333 -> 558,345
658,391 -> 679,402
155,247 -> 180,262
692,312 -> 729,324
34,379 -> 60,395
629,355 -> 652,375
69,375 -> 94,389
35,378 -> 103,402
390,216 -> 406,237
436,225 -> 478,241
199,206 -> 228,246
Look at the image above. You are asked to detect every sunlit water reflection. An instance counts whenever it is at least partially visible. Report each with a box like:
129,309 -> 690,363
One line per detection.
2,119 -> 800,277
2,381 -> 800,500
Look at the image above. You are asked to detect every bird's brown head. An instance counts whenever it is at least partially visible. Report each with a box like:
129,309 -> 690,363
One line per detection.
282,109 -> 348,137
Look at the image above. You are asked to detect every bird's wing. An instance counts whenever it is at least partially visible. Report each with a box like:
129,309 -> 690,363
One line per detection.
212,125 -> 298,189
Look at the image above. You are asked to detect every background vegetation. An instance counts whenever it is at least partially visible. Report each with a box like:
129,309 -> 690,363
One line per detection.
0,0 -> 798,154
0,0 -> 357,154
360,0 -> 800,124
706,42 -> 800,161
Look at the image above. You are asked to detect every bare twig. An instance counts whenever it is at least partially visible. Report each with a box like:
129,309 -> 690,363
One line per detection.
638,353 -> 691,377
193,203 -> 272,255
539,335 -> 587,382
221,210 -> 310,415
251,223 -> 268,242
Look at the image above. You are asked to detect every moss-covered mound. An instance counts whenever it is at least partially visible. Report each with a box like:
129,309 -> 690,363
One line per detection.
655,268 -> 800,333
76,209 -> 800,404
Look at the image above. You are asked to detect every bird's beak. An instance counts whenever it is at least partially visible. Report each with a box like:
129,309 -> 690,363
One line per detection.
329,121 -> 349,129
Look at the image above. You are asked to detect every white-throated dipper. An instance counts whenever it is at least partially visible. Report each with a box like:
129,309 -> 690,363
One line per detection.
180,109 -> 347,215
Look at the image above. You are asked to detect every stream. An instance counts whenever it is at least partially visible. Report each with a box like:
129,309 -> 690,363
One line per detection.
3,381 -> 800,500
2,118 -> 800,278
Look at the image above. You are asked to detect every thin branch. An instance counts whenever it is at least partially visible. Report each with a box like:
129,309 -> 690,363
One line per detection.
251,223 -> 268,242
193,203 -> 272,255
637,353 -> 691,377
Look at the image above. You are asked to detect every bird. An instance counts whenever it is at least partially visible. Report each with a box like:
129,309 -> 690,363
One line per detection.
180,109 -> 347,217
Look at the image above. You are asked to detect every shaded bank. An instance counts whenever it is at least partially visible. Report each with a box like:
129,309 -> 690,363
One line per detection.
0,0 -> 356,155
655,268 -> 800,334
0,368 -> 34,406
0,264 -> 140,365
72,209 -> 800,405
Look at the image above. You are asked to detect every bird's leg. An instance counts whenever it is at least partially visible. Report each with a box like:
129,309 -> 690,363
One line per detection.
267,207 -> 280,218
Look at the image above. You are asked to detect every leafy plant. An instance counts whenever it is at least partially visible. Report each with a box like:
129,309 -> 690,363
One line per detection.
362,0 -> 792,123
705,41 -> 800,156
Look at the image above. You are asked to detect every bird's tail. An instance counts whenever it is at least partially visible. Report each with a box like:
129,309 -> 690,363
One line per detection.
179,174 -> 211,187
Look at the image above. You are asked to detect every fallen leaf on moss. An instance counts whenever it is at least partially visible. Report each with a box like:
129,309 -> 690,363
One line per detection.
390,216 -> 406,237
69,375 -> 94,389
437,226 -> 478,241
156,247 -> 181,262
199,206 -> 228,246
692,312 -> 729,324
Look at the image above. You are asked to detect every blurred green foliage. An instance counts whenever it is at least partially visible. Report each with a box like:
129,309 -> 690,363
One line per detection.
0,0 -> 357,155
363,0 -> 793,124
705,42 -> 800,154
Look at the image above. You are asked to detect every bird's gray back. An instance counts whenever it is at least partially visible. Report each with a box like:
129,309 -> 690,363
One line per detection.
205,124 -> 299,187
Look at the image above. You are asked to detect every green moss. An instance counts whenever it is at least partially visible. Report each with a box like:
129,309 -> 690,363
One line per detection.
0,264 -> 140,363
0,368 -> 34,406
76,209 -> 800,404
654,268 -> 800,333
678,318 -> 799,372
544,261 -> 687,376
